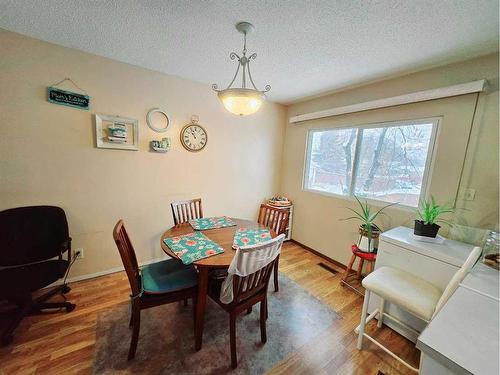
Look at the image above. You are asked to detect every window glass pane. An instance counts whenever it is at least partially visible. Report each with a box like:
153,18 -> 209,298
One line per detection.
353,123 -> 434,207
306,128 -> 358,195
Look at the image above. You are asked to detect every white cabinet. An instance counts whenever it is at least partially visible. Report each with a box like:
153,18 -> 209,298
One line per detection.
368,226 -> 474,342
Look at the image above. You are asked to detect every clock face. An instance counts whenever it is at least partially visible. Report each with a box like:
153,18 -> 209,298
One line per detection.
180,124 -> 207,152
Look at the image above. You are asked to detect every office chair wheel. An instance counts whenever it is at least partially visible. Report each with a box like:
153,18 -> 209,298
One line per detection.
1,334 -> 13,347
61,285 -> 71,294
66,303 -> 76,312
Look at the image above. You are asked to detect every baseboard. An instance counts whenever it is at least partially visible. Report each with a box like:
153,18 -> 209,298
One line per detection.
290,239 -> 347,270
56,240 -> 346,285
48,256 -> 171,287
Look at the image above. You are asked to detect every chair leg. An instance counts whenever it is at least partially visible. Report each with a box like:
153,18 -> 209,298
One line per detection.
192,296 -> 197,336
265,298 -> 268,321
357,290 -> 371,350
377,298 -> 385,328
36,301 -> 75,312
128,304 -> 141,360
357,259 -> 365,279
342,254 -> 356,282
229,312 -> 237,369
367,260 -> 374,274
260,299 -> 267,344
273,255 -> 280,292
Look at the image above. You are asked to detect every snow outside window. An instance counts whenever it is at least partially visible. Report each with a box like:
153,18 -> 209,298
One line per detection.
303,118 -> 438,207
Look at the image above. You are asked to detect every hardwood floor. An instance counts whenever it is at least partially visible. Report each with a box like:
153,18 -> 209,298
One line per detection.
0,242 -> 419,374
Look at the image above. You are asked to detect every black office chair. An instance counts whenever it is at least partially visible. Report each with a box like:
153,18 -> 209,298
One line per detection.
0,206 -> 76,346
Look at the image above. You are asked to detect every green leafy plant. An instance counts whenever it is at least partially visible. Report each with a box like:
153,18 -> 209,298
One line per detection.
416,196 -> 454,226
342,195 -> 398,241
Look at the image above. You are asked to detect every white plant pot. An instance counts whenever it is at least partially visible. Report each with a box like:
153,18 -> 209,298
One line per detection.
359,235 -> 379,253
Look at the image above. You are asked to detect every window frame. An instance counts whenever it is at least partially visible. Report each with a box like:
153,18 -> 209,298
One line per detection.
302,117 -> 441,208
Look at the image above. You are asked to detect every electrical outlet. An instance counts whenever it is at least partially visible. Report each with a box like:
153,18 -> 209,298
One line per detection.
75,248 -> 84,259
463,188 -> 476,201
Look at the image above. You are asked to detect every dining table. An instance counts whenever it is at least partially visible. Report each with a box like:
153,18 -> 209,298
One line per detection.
160,217 -> 277,351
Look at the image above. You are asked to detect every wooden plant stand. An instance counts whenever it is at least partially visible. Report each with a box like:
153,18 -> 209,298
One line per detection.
340,245 -> 377,296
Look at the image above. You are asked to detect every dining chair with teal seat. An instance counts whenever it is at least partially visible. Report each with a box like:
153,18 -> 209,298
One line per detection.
113,219 -> 198,360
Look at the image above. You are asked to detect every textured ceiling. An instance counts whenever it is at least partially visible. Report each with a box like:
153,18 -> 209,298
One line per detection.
0,0 -> 498,103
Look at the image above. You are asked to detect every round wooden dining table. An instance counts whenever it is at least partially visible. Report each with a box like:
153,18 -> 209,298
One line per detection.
160,218 -> 276,351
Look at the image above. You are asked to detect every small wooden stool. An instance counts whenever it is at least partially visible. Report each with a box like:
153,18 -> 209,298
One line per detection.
340,245 -> 377,295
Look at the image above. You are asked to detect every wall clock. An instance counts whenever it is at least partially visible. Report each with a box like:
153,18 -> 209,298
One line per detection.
180,117 -> 207,152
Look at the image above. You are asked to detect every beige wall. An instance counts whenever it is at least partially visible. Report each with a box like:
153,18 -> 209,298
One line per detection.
0,30 -> 286,278
283,53 -> 499,266
1,29 -> 498,275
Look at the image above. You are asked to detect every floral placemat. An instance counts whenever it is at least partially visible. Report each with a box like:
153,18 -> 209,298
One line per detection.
189,216 -> 236,231
163,232 -> 224,265
232,228 -> 272,249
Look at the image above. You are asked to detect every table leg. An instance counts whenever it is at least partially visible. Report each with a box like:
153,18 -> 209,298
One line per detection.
195,266 -> 209,351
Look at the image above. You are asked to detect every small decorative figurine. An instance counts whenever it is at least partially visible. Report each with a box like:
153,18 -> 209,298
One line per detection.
150,137 -> 171,153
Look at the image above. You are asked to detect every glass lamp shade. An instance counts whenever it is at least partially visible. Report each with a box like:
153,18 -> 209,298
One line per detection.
217,88 -> 265,116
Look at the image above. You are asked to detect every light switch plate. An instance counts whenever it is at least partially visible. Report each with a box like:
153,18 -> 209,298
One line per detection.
463,188 -> 476,201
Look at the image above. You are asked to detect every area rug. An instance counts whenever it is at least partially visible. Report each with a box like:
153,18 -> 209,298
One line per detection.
93,273 -> 338,374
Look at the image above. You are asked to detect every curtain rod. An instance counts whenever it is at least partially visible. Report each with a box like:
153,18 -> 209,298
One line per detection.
289,79 -> 488,124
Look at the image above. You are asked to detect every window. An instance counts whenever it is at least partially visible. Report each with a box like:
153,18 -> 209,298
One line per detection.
304,118 -> 438,207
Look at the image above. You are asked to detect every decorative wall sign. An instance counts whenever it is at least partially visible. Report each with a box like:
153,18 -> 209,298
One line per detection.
146,108 -> 170,132
47,78 -> 90,110
95,114 -> 139,151
47,87 -> 90,110
150,137 -> 171,153
180,116 -> 207,152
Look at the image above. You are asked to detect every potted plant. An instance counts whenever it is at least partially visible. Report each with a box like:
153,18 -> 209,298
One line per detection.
342,196 -> 397,252
415,196 -> 454,238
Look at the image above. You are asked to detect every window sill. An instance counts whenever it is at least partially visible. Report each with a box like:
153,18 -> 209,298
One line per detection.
302,188 -> 418,213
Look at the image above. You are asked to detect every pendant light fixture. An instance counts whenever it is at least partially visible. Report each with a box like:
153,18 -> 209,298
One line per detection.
212,22 -> 270,116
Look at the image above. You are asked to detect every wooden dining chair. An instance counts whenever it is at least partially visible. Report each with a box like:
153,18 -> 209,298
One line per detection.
113,220 -> 198,360
170,198 -> 203,225
257,204 -> 290,292
207,235 -> 285,369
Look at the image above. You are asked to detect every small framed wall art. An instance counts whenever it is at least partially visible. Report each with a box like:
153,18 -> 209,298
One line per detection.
95,114 -> 139,151
147,108 -> 170,132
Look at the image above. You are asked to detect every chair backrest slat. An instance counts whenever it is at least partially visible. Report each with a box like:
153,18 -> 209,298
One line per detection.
113,220 -> 141,297
432,246 -> 482,319
233,261 -> 276,303
229,235 -> 285,304
171,198 -> 203,225
257,204 -> 290,236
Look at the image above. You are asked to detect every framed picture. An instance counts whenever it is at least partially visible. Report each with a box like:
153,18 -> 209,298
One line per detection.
95,114 -> 139,150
